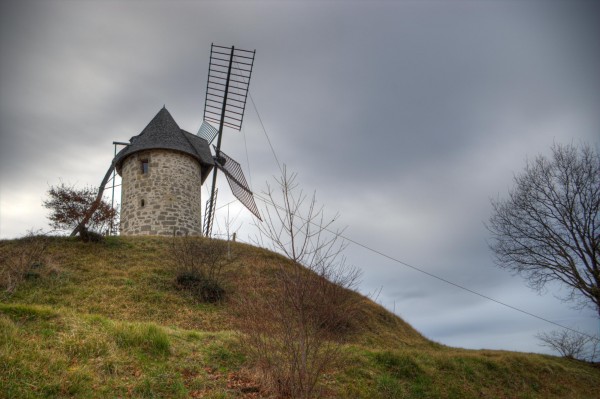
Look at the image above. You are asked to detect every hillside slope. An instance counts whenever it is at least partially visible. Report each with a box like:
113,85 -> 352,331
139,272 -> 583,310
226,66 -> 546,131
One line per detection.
1,236 -> 599,398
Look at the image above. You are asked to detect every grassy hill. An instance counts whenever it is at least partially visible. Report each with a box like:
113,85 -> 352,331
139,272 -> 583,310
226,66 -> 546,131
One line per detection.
1,236 -> 599,398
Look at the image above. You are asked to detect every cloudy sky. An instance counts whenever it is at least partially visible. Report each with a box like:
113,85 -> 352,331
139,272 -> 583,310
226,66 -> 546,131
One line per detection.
1,0 -> 599,355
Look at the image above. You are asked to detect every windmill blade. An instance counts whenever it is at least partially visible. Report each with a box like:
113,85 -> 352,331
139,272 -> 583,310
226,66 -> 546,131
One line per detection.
203,44 -> 256,131
216,150 -> 262,221
197,120 -> 218,144
203,187 -> 218,237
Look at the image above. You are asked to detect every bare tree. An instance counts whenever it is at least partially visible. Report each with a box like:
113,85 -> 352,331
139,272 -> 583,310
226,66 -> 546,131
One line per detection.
238,166 -> 362,398
536,329 -> 598,360
488,143 -> 600,316
43,183 -> 118,237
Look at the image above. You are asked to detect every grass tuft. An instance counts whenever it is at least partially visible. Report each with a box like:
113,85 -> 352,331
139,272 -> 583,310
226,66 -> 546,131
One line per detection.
112,321 -> 171,356
0,303 -> 58,320
376,373 -> 405,398
0,314 -> 18,349
373,350 -> 424,379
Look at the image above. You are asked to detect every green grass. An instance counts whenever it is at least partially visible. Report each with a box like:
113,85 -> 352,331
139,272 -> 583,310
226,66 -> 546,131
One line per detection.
0,303 -> 239,398
1,236 -> 599,398
112,322 -> 171,356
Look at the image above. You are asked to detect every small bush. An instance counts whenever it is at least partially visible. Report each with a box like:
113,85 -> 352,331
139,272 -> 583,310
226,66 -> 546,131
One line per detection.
79,228 -> 105,243
176,273 -> 226,303
170,236 -> 233,303
176,273 -> 202,288
198,278 -> 226,303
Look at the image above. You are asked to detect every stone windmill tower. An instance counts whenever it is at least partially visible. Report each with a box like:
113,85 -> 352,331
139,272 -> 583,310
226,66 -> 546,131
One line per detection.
113,107 -> 214,236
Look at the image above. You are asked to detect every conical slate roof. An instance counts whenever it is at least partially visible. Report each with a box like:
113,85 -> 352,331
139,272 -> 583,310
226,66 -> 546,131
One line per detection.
114,107 -> 214,183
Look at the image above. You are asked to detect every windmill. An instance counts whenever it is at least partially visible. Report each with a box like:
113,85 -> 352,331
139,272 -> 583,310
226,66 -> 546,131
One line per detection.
198,44 -> 262,237
70,44 -> 261,238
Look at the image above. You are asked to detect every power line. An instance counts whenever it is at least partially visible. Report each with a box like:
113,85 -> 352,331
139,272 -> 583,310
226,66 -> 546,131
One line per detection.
252,191 -> 599,342
232,61 -> 281,175
241,70 -> 598,343
215,199 -> 238,211
248,93 -> 282,175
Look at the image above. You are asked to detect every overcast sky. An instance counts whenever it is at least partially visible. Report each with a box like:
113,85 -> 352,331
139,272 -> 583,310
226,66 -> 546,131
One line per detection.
1,0 -> 599,355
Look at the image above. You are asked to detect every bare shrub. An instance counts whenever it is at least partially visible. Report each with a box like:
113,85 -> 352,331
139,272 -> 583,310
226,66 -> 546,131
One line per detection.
536,329 -> 598,360
237,262 -> 361,398
238,166 -> 362,398
169,235 -> 234,303
0,231 -> 52,297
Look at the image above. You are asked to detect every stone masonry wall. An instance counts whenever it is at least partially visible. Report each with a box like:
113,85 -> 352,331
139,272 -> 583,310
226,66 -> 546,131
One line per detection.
119,149 -> 203,235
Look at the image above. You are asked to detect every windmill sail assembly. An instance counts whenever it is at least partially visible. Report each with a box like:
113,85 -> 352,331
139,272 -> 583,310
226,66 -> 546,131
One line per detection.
201,44 -> 261,237
71,44 -> 261,238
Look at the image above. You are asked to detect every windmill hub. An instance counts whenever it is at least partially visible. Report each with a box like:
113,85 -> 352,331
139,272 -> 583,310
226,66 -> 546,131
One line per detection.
215,155 -> 227,166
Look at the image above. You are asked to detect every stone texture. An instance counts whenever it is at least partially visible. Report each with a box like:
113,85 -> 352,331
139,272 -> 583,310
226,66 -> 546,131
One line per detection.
119,149 -> 203,236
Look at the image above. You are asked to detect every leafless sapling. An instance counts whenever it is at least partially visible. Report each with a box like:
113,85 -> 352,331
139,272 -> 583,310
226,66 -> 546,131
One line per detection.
239,166 -> 362,398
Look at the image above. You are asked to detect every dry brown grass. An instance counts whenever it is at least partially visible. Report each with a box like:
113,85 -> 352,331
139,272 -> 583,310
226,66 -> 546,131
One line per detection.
4,236 -> 424,347
1,235 -> 598,398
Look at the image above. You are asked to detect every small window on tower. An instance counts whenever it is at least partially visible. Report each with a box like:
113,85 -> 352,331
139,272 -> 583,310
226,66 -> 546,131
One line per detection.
140,199 -> 145,207
141,160 -> 149,174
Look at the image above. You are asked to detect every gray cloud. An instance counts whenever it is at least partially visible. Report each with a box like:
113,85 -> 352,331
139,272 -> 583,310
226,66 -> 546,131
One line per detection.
1,0 -> 598,354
